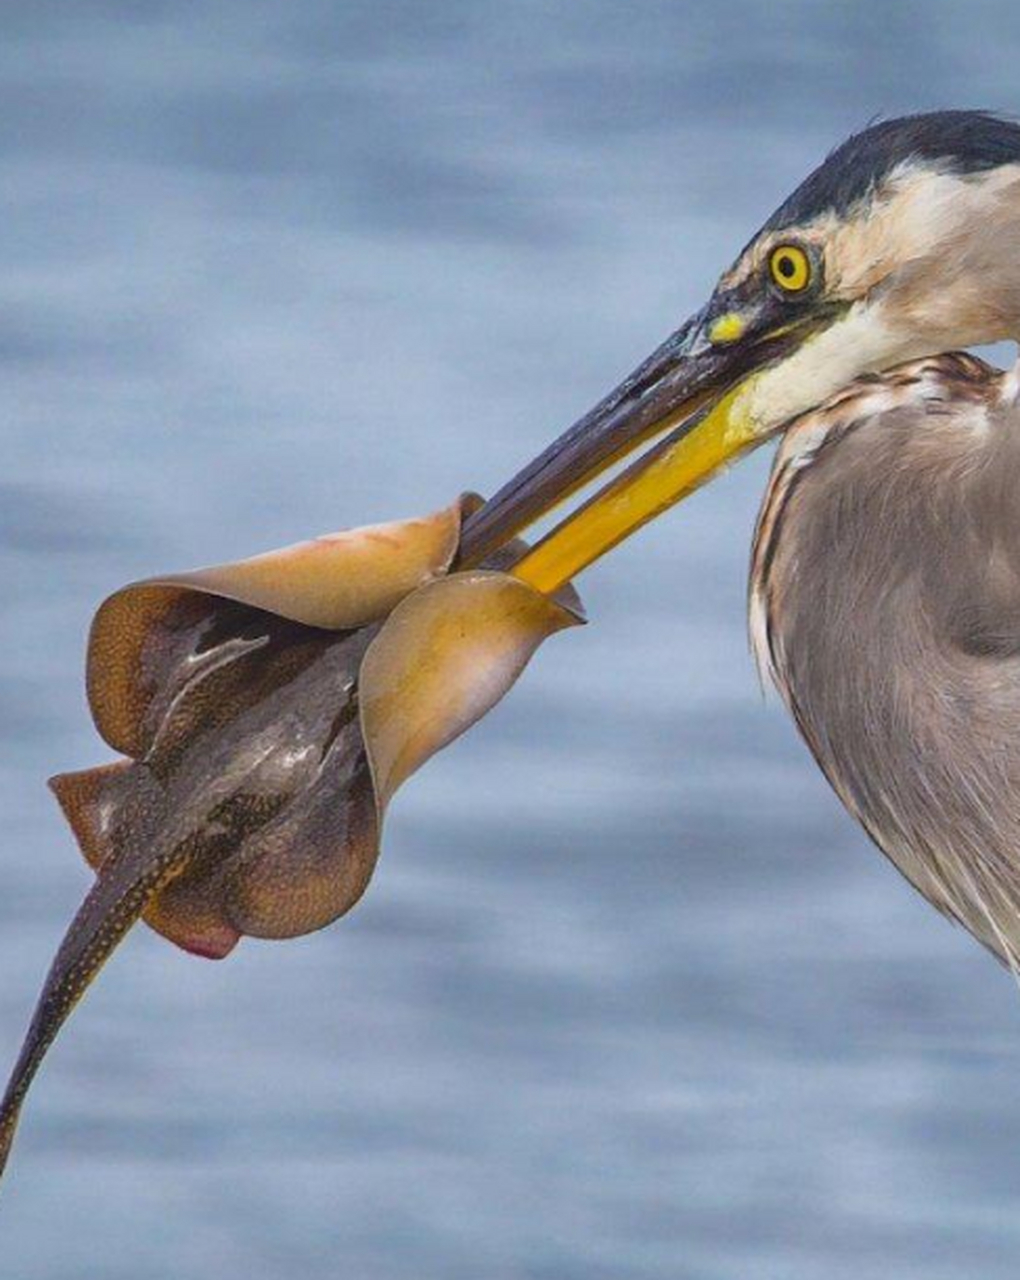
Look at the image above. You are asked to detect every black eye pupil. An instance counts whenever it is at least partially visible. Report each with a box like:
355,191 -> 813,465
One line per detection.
778,255 -> 796,278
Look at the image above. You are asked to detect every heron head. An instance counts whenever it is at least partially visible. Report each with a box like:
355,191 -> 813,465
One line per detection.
462,111 -> 1020,591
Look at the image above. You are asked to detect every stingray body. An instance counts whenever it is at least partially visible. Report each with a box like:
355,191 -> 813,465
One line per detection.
56,604 -> 380,961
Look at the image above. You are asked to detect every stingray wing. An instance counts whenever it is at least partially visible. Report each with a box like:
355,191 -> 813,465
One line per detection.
86,497 -> 466,758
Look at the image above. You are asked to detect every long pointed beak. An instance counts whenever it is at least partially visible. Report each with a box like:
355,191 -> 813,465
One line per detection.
459,306 -> 806,592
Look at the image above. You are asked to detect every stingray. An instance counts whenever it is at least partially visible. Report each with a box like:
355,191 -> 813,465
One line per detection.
0,495 -> 582,1178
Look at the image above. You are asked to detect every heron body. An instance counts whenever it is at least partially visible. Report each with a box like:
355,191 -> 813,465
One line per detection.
752,352 -> 1020,966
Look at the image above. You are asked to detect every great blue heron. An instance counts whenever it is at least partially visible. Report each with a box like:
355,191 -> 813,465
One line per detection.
461,109 -> 1020,972
3,108 -> 1020,1184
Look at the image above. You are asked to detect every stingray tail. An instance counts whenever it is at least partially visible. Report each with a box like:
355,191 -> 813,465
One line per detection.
0,821 -> 194,1185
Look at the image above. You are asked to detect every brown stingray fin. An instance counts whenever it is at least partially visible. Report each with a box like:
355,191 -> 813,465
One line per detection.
49,762 -> 240,960
48,762 -> 132,873
167,501 -> 464,630
141,883 -> 241,961
86,498 -> 469,758
361,569 -> 584,807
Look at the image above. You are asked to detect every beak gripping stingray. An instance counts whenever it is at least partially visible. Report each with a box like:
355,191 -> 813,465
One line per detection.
0,494 -> 582,1179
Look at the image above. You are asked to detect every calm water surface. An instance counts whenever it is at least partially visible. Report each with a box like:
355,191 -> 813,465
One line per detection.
3,4 -> 1020,1277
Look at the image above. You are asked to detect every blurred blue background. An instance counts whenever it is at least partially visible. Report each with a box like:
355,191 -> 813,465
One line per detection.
3,3 -> 1020,1277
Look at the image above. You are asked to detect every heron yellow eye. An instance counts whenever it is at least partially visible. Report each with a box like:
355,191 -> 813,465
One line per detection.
769,244 -> 811,294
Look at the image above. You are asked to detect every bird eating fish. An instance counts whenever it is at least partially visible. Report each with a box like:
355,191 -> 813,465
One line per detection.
5,108 -> 1020,1183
